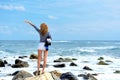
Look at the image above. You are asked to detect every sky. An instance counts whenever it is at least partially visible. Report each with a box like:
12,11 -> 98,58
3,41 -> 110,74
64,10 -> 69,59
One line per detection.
0,0 -> 120,40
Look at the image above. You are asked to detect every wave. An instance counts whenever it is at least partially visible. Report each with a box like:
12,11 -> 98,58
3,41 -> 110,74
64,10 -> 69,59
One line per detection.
52,40 -> 71,43
86,46 -> 117,50
70,46 -> 118,53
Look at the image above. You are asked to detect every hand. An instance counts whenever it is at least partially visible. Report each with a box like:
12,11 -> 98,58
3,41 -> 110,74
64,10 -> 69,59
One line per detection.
24,20 -> 31,24
24,20 -> 34,26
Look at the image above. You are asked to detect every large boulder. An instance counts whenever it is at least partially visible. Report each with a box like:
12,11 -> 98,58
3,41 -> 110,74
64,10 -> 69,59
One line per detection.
12,59 -> 29,68
12,70 -> 33,80
0,59 -> 5,67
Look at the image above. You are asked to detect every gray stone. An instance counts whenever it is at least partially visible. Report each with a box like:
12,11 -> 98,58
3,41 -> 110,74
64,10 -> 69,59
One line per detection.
12,70 -> 33,80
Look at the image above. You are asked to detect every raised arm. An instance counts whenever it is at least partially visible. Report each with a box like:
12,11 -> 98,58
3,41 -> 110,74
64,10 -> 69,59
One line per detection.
24,20 -> 35,27
24,20 -> 39,32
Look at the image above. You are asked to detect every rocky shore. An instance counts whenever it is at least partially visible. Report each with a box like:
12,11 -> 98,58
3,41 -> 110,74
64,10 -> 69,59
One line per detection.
0,54 -> 120,80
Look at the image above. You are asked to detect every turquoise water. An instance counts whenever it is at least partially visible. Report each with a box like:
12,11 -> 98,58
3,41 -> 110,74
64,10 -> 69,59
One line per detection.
0,40 -> 120,58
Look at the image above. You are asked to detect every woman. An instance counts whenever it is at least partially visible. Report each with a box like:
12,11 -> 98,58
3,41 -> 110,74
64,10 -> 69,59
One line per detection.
25,20 -> 52,75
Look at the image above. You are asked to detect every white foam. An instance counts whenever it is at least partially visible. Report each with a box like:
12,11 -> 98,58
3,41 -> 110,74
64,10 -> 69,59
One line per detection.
0,55 -> 120,80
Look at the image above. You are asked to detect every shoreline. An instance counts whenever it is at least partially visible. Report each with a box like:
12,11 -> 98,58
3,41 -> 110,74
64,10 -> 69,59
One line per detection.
0,54 -> 120,80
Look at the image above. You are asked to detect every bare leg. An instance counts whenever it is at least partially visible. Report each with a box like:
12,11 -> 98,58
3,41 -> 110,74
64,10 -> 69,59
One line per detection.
37,50 -> 42,72
42,50 -> 48,74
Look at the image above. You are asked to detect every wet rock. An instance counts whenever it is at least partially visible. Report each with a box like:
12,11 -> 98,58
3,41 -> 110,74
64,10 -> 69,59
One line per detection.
30,54 -> 38,59
19,56 -> 28,59
114,70 -> 120,74
54,57 -> 72,62
70,62 -> 77,66
0,59 -> 5,67
12,71 -> 20,76
105,60 -> 112,62
7,64 -> 11,66
12,59 -> 29,68
12,70 -> 33,80
78,73 -> 97,80
54,57 -> 64,62
60,72 -> 78,80
97,57 -> 104,60
72,58 -> 77,60
4,60 -> 8,64
8,71 -> 19,76
82,61 -> 89,63
53,63 -> 65,68
64,58 -> 72,62
97,61 -> 109,65
83,66 -> 93,71
15,59 -> 22,64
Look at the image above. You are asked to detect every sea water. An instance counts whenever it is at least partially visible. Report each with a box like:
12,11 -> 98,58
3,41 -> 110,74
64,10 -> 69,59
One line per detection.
0,40 -> 120,80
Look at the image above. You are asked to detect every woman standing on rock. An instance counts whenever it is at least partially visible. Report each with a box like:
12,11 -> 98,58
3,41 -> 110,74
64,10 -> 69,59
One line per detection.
25,20 -> 52,75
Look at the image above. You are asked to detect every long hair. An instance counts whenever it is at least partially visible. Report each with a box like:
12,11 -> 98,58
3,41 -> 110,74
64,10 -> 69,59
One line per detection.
40,23 -> 48,36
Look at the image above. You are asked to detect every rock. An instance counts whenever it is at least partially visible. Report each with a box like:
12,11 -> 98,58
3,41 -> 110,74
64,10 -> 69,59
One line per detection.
12,70 -> 33,80
53,63 -> 65,68
12,71 -> 20,76
7,64 -> 11,66
4,60 -> 8,64
54,57 -> 72,62
25,72 -> 54,80
114,70 -> 120,73
51,72 -> 61,80
19,56 -> 28,59
60,72 -> 78,80
50,70 -> 62,78
87,73 -> 98,80
30,54 -> 38,59
33,70 -> 41,76
97,57 -> 104,60
0,59 -> 5,67
78,74 -> 86,77
64,58 -> 72,62
72,58 -> 77,60
15,59 -> 23,64
12,59 -> 29,68
54,58 -> 64,62
97,61 -> 109,65
105,60 -> 113,62
70,62 -> 77,66
82,61 -> 89,63
83,66 -> 93,71
78,73 -> 97,80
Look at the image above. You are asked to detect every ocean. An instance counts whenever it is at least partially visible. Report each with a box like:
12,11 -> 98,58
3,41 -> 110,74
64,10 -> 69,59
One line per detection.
0,40 -> 120,80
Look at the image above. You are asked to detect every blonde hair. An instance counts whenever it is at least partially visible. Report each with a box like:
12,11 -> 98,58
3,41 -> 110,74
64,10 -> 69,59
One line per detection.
40,23 -> 48,36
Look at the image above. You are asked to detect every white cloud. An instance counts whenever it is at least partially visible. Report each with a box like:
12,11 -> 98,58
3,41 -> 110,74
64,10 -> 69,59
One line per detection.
0,26 -> 19,34
0,26 -> 12,34
0,5 -> 25,11
48,15 -> 58,20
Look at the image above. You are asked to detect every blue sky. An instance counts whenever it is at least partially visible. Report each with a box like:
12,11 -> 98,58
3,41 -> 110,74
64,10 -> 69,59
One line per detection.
0,0 -> 120,40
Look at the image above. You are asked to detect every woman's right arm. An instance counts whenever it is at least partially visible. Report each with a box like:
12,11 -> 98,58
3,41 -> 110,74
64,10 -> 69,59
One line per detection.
24,20 -> 39,32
